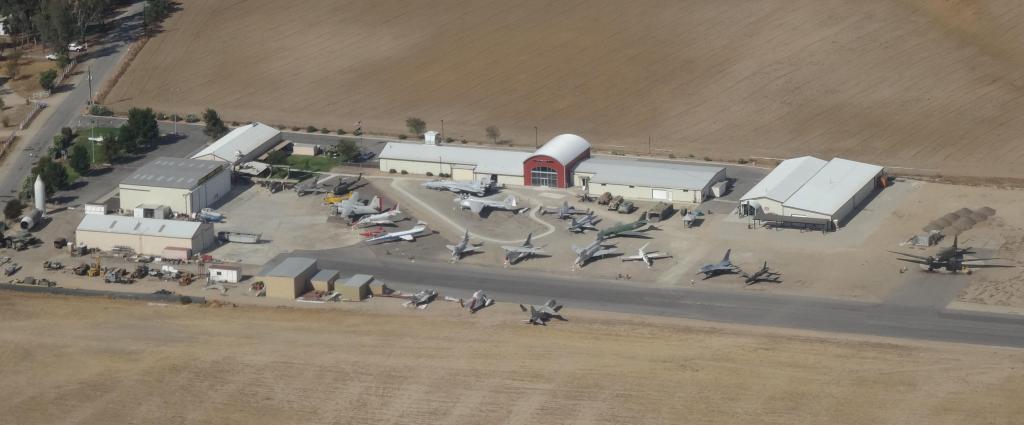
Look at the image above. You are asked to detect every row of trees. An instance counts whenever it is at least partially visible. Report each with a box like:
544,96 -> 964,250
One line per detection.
0,0 -> 113,53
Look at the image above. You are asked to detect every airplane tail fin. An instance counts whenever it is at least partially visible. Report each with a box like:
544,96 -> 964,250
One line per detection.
640,212 -> 648,221
393,203 -> 401,214
369,196 -> 382,210
525,232 -> 533,246
953,235 -> 958,251
723,249 -> 731,262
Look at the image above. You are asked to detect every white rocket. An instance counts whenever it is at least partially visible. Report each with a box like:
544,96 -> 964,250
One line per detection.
33,174 -> 45,215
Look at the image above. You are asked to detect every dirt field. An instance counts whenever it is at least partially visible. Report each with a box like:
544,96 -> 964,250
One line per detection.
1,292 -> 1023,425
105,0 -> 1024,178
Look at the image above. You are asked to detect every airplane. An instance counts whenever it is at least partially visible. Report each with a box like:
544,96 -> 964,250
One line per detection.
402,289 -> 438,309
741,261 -> 782,285
567,213 -> 602,233
335,191 -> 382,218
363,221 -> 429,243
540,201 -> 589,219
888,235 -> 1015,273
455,194 -> 528,216
621,243 -> 672,268
697,249 -> 741,279
596,213 -> 656,240
463,290 -> 495,313
446,229 -> 481,262
572,238 -> 621,269
519,300 -> 567,325
296,173 -> 362,196
422,179 -> 491,197
353,204 -> 403,227
500,232 -> 546,266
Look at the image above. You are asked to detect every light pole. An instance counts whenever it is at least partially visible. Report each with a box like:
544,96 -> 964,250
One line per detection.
534,126 -> 538,148
441,119 -> 444,142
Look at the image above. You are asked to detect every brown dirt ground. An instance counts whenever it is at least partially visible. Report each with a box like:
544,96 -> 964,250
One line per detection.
105,0 -> 1024,178
1,291 -> 1023,425
6,58 -> 54,98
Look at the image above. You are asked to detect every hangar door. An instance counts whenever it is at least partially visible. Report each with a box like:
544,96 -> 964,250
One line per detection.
452,168 -> 474,180
652,189 -> 672,201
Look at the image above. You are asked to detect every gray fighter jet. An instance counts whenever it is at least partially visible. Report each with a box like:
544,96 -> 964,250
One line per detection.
446,229 -> 481,262
520,299 -> 567,325
422,179 -> 491,197
621,243 -> 672,268
741,261 -> 782,285
500,233 -> 546,265
455,194 -> 527,216
697,249 -> 741,279
402,289 -> 438,309
335,191 -> 382,218
541,201 -> 590,219
567,213 -> 601,233
572,238 -> 621,269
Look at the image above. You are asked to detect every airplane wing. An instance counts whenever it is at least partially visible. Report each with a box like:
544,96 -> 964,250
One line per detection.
895,257 -> 932,265
887,251 -> 933,261
593,248 -> 620,258
615,231 -> 651,238
646,253 -> 672,259
445,244 -> 457,252
621,255 -> 643,262
962,263 -> 1016,268
511,247 -> 545,254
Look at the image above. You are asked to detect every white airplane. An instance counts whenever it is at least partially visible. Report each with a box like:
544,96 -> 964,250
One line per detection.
335,191 -> 382,218
446,229 -> 480,262
621,243 -> 672,268
364,221 -> 429,243
500,232 -> 546,266
455,194 -> 527,216
423,179 -> 491,197
354,204 -> 403,227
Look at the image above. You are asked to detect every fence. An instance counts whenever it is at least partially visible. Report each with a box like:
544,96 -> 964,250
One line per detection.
29,59 -> 77,101
19,102 -> 45,130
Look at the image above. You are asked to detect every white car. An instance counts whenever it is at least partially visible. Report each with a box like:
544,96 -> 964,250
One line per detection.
68,42 -> 86,52
45,53 -> 58,60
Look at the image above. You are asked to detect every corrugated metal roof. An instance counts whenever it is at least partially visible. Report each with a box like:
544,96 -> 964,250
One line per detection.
343,274 -> 374,287
575,157 -> 725,191
783,158 -> 883,216
191,122 -> 281,163
311,269 -> 338,282
264,257 -> 317,278
76,215 -> 205,239
531,134 -> 590,164
739,156 -> 827,202
120,157 -> 224,189
379,142 -> 529,176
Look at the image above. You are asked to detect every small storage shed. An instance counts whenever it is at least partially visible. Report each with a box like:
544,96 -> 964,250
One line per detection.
208,264 -> 241,283
311,269 -> 339,292
292,142 -> 321,156
258,257 -> 318,300
339,274 -> 374,301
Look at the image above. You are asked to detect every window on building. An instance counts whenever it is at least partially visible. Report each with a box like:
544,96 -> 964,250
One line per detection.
530,166 -> 559,187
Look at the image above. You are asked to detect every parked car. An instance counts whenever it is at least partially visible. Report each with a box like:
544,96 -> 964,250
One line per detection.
68,42 -> 86,52
45,53 -> 58,61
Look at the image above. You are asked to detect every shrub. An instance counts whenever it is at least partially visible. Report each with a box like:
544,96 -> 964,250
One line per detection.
336,128 -> 347,135
320,127 -> 329,134
291,126 -> 300,131
460,139 -> 468,144
353,128 -> 363,136
169,113 -> 182,121
185,114 -> 199,123
306,125 -> 317,133
687,153 -> 695,158
156,112 -> 168,120
667,153 -> 676,159
39,69 -> 58,91
611,150 -> 624,156
445,137 -> 454,144
425,172 -> 434,177
388,169 -> 397,174
737,158 -> 749,164
231,121 -> 240,126
56,55 -> 71,69
405,117 -> 426,135
89,104 -> 113,116
398,134 -> 407,140
703,156 -> 712,162
400,170 -> 408,175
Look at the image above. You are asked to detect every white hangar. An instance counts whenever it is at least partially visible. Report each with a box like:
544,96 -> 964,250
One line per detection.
119,157 -> 231,214
191,122 -> 282,165
739,156 -> 884,229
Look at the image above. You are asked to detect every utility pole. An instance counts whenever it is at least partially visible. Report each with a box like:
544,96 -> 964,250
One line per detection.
87,66 -> 93,105
441,119 -> 444,142
648,136 -> 652,155
534,126 -> 538,148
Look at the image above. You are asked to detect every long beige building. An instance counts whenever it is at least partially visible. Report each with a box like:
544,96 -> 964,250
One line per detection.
75,215 -> 215,255
119,157 -> 231,214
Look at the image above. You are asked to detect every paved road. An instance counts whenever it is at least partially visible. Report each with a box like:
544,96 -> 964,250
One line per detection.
0,2 -> 145,201
294,247 -> 1024,348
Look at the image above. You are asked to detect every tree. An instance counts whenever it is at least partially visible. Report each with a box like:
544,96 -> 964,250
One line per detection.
405,117 -> 426,136
33,0 -> 74,55
5,48 -> 23,80
486,125 -> 501,144
71,0 -> 110,41
69,143 -> 90,174
202,108 -> 228,139
31,158 -> 69,194
143,0 -> 172,36
118,107 -> 159,153
101,133 -> 121,162
3,199 -> 24,221
335,140 -> 359,162
0,1 -> 42,39
39,68 -> 58,91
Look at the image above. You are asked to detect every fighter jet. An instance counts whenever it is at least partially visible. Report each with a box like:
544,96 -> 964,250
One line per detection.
335,191 -> 382,218
296,174 -> 362,196
446,229 -> 481,262
353,204 -> 403,227
741,261 -> 782,285
540,201 -> 589,219
520,300 -> 567,325
455,195 -> 528,216
363,221 -> 429,243
402,289 -> 438,309
422,179 -> 491,197
596,213 -> 656,240
621,243 -> 672,268
889,235 -> 1015,273
500,232 -> 546,266
567,213 -> 602,233
697,249 -> 741,279
572,238 -> 621,269
463,290 -> 495,313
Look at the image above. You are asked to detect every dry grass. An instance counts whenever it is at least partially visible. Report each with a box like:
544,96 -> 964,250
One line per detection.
1,292 -> 1023,425
5,58 -> 55,98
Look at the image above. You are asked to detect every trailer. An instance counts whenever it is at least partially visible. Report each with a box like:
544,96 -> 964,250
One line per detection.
217,231 -> 261,244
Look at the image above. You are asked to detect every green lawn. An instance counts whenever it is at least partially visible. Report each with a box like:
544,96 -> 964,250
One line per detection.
73,127 -> 119,165
284,155 -> 338,172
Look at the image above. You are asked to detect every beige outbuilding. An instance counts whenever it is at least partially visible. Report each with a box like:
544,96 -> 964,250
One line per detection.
75,215 -> 215,255
258,257 -> 318,300
119,157 -> 231,214
338,274 -> 373,301
311,269 -> 339,292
